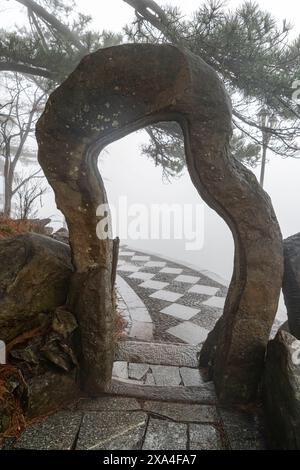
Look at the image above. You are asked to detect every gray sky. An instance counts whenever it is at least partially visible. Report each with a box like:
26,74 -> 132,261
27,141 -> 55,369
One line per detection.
1,0 -> 300,294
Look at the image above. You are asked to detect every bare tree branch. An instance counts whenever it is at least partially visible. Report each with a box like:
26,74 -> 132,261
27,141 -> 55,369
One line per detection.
12,168 -> 42,195
0,61 -> 54,79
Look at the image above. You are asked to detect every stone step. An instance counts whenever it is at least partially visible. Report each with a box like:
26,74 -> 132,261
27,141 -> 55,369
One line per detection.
115,340 -> 200,368
107,379 -> 216,404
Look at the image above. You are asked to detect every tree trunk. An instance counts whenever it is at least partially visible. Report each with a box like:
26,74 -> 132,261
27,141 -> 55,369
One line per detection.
3,162 -> 13,217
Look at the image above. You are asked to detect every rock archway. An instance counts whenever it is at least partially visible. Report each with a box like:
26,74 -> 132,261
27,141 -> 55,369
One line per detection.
36,44 -> 283,403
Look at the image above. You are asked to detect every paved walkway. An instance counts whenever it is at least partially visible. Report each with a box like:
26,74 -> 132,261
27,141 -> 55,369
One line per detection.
1,247 -> 270,451
117,248 -> 228,345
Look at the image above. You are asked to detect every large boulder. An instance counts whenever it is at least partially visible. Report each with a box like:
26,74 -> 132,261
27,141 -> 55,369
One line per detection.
283,233 -> 300,339
263,330 -> 300,449
0,233 -> 73,343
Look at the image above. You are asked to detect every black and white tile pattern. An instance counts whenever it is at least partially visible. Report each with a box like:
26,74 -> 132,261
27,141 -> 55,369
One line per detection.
117,247 -> 228,346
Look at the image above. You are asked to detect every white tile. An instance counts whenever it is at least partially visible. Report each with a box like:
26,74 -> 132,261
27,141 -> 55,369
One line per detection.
167,322 -> 209,345
119,251 -> 135,256
112,361 -> 128,379
117,259 -> 126,266
188,285 -> 219,296
160,303 -> 200,321
139,280 -> 169,290
149,290 -> 184,302
174,274 -> 200,284
160,267 -> 183,275
118,264 -> 140,273
128,272 -> 155,281
131,255 -> 151,261
202,296 -> 226,309
144,261 -> 167,268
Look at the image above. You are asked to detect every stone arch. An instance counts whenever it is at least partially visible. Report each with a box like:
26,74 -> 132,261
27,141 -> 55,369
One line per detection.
36,44 -> 283,403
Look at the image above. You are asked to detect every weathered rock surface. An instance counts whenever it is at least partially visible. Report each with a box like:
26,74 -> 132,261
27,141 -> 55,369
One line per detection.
26,370 -> 80,418
283,233 -> 300,339
37,43 -> 283,402
0,233 -> 73,342
263,330 -> 300,449
7,306 -> 80,419
0,365 -> 27,435
52,228 -> 69,244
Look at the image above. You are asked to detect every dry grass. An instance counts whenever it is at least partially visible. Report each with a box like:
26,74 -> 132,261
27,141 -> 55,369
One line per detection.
0,214 -> 33,239
0,366 -> 27,438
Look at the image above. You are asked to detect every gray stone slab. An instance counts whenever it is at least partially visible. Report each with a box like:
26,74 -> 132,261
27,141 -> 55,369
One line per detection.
76,411 -> 147,450
145,373 -> 155,385
143,418 -> 187,450
151,365 -> 181,386
77,396 -> 141,411
129,322 -> 153,341
160,303 -> 200,321
112,361 -> 128,379
108,380 -> 217,404
129,363 -> 150,381
119,251 -> 135,256
115,341 -> 200,368
189,424 -> 223,450
12,412 -> 82,450
167,322 -> 209,345
180,367 -> 204,386
129,307 -> 152,323
143,401 -> 218,423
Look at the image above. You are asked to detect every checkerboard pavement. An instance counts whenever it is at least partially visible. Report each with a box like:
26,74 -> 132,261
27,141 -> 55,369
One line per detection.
117,247 -> 228,345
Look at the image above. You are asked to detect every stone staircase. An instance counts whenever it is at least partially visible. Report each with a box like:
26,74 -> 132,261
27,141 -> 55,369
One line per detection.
1,339 -> 268,450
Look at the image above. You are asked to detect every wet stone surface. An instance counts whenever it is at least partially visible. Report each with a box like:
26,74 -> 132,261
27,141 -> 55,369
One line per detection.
76,411 -> 147,450
7,412 -> 82,450
189,423 -> 223,450
0,249 -> 270,451
143,418 -> 187,450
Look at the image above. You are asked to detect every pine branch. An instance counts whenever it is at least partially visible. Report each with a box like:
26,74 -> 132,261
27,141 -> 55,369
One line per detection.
123,0 -> 184,45
15,0 -> 87,52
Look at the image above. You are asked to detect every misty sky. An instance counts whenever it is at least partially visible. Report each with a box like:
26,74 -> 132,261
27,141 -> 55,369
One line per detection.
1,0 -> 300,299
